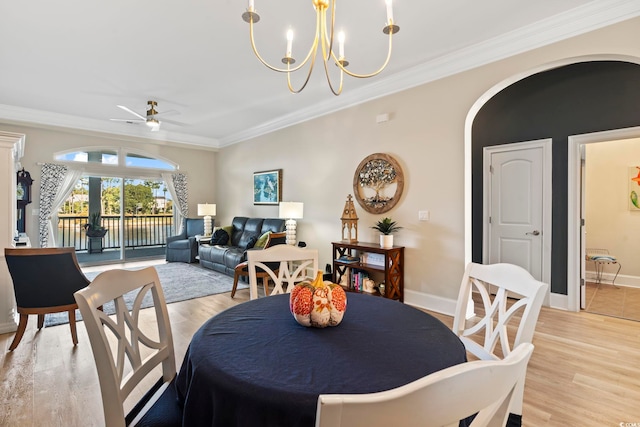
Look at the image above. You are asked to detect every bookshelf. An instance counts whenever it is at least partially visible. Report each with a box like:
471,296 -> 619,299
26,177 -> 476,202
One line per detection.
332,241 -> 404,302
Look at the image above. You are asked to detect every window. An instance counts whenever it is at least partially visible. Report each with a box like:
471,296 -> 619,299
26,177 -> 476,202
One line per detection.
54,148 -> 176,171
125,152 -> 175,170
55,149 -> 118,165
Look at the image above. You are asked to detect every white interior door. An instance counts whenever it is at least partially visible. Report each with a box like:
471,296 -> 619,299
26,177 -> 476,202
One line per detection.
484,140 -> 551,293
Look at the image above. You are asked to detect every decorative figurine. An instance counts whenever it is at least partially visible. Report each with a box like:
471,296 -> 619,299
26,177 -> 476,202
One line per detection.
341,194 -> 359,242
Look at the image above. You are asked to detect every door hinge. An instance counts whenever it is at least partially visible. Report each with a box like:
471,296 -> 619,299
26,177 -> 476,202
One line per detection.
489,165 -> 494,174
581,218 -> 585,226
489,216 -> 492,224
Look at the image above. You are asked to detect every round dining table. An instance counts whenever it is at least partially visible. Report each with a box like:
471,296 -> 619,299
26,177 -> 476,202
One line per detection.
175,292 -> 467,427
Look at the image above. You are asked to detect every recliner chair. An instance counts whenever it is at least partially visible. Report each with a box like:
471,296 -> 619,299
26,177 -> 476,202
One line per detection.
166,217 -> 206,263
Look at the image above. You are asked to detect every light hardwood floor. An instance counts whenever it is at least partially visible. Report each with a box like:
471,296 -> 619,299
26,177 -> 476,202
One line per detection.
1,287 -> 640,426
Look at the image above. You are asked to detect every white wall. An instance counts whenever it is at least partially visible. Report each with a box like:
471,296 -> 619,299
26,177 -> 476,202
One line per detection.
585,137 -> 640,286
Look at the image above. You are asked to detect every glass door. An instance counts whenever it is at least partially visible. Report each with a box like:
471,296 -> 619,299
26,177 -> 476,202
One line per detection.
58,176 -> 172,265
123,178 -> 173,262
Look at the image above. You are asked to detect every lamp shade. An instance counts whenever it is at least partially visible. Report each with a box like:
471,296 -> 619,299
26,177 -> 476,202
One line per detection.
279,202 -> 303,219
197,203 -> 217,216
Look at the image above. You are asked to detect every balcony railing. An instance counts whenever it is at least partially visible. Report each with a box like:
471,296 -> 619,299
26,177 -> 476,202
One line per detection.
57,214 -> 174,251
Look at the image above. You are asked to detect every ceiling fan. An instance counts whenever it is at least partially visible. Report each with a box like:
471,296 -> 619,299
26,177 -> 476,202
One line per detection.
110,100 -> 177,132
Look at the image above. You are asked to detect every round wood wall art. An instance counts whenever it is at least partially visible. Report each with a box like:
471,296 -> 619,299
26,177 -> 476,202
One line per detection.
352,153 -> 404,214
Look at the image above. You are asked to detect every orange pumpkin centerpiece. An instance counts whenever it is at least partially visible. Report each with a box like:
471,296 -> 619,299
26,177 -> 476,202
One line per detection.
290,271 -> 347,328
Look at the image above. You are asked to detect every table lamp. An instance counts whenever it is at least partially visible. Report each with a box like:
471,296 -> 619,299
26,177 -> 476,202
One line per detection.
197,203 -> 217,236
279,202 -> 304,245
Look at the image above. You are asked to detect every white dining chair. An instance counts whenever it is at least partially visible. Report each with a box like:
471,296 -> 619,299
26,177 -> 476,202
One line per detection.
452,262 -> 548,420
316,342 -> 534,427
247,245 -> 319,299
74,267 -> 182,427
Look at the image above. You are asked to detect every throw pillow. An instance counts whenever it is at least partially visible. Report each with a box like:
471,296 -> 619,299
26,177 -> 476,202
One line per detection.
222,225 -> 233,238
254,231 -> 271,249
211,228 -> 229,245
243,235 -> 259,250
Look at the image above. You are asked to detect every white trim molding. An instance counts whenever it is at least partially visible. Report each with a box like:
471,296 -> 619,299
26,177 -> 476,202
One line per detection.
0,132 -> 26,334
567,125 -> 640,311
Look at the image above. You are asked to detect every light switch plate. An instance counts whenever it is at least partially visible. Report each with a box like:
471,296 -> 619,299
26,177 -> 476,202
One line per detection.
418,210 -> 429,221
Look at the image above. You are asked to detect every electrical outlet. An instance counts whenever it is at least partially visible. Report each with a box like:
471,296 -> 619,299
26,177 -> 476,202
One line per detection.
418,210 -> 429,221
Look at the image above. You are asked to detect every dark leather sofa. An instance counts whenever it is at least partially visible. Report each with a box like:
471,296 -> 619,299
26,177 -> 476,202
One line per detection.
198,216 -> 286,277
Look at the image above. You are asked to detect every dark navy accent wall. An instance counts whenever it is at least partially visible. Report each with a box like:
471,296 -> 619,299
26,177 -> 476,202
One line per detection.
472,61 -> 640,294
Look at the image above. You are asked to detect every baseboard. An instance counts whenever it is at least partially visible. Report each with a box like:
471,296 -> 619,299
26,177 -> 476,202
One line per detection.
406,289 -> 569,315
549,292 -> 569,311
404,289 -> 458,317
585,270 -> 640,288
0,320 -> 17,335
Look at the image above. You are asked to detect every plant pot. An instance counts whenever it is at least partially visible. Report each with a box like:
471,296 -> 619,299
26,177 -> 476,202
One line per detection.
85,225 -> 108,238
87,236 -> 104,254
380,234 -> 393,248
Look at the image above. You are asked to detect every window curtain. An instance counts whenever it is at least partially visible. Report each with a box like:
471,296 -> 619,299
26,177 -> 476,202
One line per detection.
161,172 -> 188,234
39,163 -> 83,248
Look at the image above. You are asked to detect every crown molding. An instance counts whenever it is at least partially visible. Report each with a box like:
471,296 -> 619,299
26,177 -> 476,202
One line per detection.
0,104 -> 220,149
220,0 -> 640,146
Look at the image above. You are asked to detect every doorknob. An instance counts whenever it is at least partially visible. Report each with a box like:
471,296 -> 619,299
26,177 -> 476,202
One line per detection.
526,230 -> 540,236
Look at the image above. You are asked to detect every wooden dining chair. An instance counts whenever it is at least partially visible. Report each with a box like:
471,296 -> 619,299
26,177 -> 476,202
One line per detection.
231,231 -> 287,298
74,267 -> 182,427
316,343 -> 534,427
452,262 -> 548,422
247,245 -> 319,299
4,247 -> 90,351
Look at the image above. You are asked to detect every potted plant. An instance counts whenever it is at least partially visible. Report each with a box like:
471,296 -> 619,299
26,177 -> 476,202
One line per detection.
84,212 -> 108,238
371,217 -> 402,248
84,213 -> 108,254
84,212 -> 109,254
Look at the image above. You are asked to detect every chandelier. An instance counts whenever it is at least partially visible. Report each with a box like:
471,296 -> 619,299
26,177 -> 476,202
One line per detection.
242,0 -> 399,96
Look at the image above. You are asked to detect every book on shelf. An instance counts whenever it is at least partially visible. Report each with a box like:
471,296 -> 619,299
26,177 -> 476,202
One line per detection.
350,269 -> 370,292
362,252 -> 385,267
337,255 -> 360,263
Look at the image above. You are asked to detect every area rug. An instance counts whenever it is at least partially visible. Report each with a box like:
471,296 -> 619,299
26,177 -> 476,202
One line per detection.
44,262 -> 245,327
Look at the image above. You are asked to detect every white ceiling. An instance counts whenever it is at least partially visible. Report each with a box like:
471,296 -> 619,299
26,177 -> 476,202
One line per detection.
1,0 -> 639,149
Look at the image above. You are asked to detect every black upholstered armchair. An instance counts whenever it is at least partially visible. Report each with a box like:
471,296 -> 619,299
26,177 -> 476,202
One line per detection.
4,247 -> 90,351
166,217 -> 206,263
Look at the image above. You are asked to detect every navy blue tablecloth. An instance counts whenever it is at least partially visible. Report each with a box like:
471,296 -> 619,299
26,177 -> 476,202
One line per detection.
175,293 -> 467,427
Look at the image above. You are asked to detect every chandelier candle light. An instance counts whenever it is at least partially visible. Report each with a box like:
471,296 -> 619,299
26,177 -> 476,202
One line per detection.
279,202 -> 304,245
197,203 -> 217,237
242,0 -> 399,96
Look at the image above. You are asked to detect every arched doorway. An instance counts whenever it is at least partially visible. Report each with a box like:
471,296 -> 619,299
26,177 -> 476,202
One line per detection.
465,55 -> 640,311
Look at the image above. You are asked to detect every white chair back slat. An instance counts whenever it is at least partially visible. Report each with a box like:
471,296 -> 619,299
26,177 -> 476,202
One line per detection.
316,343 -> 535,427
247,245 -> 319,299
74,267 -> 176,427
452,262 -> 548,416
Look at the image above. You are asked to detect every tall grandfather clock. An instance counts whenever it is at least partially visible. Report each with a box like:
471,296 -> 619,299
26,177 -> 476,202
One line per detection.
16,168 -> 33,234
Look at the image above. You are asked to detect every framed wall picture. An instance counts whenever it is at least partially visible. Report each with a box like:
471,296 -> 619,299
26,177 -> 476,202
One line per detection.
253,169 -> 282,205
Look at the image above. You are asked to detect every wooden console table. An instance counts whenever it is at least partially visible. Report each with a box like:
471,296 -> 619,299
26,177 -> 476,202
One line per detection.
332,241 -> 404,302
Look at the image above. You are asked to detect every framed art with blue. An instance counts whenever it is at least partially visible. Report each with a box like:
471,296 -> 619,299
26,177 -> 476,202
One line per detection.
253,169 -> 282,205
